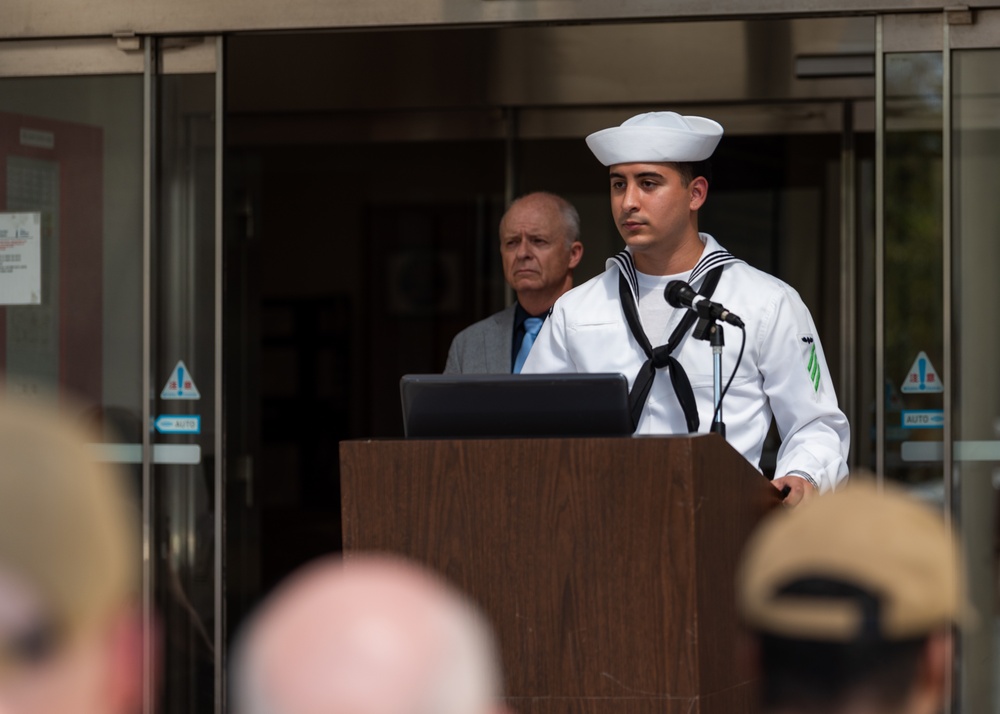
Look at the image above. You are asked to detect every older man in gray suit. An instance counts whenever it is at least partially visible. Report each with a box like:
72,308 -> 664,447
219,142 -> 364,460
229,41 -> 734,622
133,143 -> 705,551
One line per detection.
445,192 -> 583,373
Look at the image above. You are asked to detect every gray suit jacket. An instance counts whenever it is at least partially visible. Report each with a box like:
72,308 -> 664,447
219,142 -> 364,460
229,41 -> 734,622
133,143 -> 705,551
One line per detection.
444,303 -> 516,374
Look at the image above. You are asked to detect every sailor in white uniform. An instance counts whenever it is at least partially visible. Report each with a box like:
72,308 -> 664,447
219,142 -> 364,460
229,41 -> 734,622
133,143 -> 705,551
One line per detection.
522,111 -> 849,504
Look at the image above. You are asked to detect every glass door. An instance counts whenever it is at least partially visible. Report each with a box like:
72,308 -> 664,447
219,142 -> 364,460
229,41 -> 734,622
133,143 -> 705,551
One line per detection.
0,36 -> 226,714
881,9 -> 1000,711
948,10 -> 1000,713
152,37 -> 223,714
0,35 -> 150,702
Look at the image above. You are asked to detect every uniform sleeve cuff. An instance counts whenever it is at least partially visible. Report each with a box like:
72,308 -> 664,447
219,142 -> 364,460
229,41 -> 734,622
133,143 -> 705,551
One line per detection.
784,470 -> 820,490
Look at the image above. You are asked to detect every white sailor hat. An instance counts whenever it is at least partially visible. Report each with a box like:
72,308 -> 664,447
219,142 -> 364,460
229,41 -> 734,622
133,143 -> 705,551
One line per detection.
585,111 -> 724,166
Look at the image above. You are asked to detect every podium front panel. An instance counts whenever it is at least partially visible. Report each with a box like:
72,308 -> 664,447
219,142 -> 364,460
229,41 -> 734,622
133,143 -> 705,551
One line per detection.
341,435 -> 778,714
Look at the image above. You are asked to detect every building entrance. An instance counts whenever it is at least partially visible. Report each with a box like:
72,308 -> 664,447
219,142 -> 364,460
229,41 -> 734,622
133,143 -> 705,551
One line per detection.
223,14 -> 877,604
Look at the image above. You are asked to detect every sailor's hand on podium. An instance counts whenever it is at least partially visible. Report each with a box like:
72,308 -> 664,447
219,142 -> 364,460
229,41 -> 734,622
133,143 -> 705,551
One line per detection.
772,475 -> 816,507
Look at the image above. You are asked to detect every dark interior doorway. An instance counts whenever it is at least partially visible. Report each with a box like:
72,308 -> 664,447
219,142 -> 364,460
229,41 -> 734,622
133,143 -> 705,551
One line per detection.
222,17 -> 875,635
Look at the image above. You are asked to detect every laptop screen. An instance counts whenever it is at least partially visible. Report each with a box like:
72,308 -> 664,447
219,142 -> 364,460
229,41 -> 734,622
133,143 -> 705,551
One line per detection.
400,373 -> 632,438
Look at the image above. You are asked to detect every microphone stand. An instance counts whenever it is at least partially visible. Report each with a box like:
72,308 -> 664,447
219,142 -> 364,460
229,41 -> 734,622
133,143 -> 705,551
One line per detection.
691,307 -> 726,437
710,325 -> 725,437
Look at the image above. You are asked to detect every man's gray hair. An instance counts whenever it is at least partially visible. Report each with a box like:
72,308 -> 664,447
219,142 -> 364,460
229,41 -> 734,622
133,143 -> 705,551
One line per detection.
505,191 -> 581,248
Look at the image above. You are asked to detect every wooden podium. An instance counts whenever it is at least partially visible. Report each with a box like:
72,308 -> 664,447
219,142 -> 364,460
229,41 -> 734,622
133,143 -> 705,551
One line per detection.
340,434 -> 781,714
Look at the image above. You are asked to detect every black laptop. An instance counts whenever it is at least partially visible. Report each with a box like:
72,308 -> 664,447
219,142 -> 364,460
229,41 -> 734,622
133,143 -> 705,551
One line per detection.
400,373 -> 632,438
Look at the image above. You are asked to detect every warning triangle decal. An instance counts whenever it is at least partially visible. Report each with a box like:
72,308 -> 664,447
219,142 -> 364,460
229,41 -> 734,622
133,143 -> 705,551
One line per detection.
161,360 -> 201,400
900,351 -> 943,394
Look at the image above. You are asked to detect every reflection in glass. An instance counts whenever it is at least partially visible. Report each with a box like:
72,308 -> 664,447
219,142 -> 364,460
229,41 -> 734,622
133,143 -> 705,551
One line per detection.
952,47 -> 1000,714
883,52 -> 945,489
0,75 -> 143,414
0,66 -> 149,706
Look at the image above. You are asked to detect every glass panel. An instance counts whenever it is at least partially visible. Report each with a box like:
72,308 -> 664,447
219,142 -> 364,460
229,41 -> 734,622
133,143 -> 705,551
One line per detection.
0,77 -> 147,704
0,74 -> 143,426
0,58 -> 150,709
882,52 -> 945,489
154,70 -> 217,714
952,46 -> 1000,714
855,127 -> 877,472
224,131 -> 505,605
515,138 -> 613,286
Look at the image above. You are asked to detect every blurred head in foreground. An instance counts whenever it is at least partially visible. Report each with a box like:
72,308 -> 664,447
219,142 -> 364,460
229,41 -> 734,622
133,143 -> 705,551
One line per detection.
232,555 -> 504,714
737,479 -> 972,714
0,398 -> 141,714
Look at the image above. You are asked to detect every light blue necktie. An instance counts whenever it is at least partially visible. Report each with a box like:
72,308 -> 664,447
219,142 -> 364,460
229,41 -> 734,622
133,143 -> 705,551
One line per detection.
513,317 -> 544,374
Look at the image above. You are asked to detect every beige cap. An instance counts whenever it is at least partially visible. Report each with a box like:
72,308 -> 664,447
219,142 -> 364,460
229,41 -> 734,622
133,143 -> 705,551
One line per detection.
0,398 -> 137,643
585,111 -> 724,166
738,479 -> 974,641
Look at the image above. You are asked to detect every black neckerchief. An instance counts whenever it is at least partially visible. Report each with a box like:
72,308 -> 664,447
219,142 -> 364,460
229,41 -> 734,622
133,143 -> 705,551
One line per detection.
607,246 -> 738,433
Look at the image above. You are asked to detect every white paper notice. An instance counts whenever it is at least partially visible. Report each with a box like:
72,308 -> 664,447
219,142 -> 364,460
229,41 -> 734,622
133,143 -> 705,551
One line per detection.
0,212 -> 41,305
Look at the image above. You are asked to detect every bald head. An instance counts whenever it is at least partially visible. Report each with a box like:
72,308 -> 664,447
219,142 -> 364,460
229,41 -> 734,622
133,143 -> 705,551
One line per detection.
233,556 -> 503,714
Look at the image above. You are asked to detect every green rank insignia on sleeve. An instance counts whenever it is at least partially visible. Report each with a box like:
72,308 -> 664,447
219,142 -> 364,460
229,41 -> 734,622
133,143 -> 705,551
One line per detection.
802,335 -> 820,392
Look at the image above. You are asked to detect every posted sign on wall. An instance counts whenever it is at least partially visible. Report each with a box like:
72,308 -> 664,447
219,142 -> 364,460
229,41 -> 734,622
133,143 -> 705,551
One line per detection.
0,212 -> 41,305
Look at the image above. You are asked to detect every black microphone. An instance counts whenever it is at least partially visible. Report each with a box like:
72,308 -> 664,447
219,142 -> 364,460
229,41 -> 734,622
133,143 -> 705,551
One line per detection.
665,280 -> 745,328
